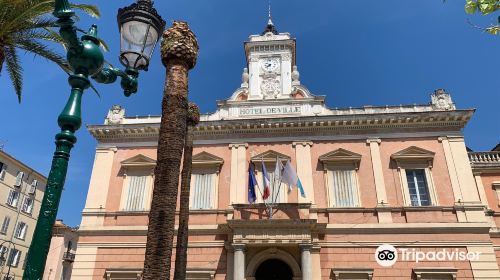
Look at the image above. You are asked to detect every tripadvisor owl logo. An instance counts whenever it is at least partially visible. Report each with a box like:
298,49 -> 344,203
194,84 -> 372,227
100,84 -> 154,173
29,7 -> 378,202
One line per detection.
375,244 -> 398,267
375,244 -> 482,267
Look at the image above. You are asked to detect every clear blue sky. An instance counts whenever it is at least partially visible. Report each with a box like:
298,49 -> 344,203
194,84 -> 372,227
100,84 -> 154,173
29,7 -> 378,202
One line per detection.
0,0 -> 499,226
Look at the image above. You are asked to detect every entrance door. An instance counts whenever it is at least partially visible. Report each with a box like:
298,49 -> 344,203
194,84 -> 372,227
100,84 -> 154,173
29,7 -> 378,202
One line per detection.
255,259 -> 293,280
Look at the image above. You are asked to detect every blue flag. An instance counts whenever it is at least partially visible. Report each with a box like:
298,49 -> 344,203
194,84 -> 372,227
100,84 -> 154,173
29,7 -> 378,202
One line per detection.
248,161 -> 258,204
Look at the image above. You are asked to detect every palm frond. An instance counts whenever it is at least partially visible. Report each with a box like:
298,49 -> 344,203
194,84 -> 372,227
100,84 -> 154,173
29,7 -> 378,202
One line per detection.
16,39 -> 70,73
70,3 -> 100,18
4,46 -> 23,102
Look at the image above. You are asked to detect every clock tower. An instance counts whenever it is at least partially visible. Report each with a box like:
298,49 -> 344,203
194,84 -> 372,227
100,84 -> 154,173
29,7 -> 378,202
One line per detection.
244,16 -> 296,100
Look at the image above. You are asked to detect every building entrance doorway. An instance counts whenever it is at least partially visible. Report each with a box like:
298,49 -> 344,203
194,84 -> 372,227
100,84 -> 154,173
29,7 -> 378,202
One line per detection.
255,259 -> 293,280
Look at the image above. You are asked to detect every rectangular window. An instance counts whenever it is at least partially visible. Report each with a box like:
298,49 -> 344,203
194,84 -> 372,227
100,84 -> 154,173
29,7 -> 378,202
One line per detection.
28,179 -> 37,194
6,191 -> 19,207
7,249 -> 21,267
328,169 -> 359,207
406,169 -> 431,206
0,163 -> 7,181
14,222 -> 27,240
14,171 -> 24,187
21,197 -> 34,214
124,175 -> 147,211
191,173 -> 215,209
264,168 -> 286,204
0,246 -> 8,264
0,217 -> 10,234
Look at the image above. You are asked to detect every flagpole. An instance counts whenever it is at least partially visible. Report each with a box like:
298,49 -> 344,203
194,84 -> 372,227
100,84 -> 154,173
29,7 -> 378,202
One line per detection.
269,157 -> 284,219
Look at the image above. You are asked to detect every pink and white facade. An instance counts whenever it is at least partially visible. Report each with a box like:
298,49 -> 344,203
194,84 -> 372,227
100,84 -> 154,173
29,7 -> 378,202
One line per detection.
72,22 -> 500,280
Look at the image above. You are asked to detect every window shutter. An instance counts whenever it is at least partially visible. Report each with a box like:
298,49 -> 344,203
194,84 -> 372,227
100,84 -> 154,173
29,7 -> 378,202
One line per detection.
0,164 -> 7,181
191,174 -> 215,209
1,216 -> 10,234
14,172 -> 24,187
125,176 -> 147,211
28,180 -> 37,194
329,169 -> 359,207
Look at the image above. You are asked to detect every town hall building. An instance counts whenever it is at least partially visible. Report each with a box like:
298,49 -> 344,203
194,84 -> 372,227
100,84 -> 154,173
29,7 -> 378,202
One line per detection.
71,19 -> 500,280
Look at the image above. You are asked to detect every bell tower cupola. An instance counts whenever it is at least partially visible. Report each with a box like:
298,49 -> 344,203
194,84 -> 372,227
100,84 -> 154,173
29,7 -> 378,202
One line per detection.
244,9 -> 297,100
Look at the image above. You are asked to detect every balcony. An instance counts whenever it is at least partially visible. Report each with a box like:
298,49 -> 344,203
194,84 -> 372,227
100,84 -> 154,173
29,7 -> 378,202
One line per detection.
62,251 -> 75,262
468,152 -> 500,172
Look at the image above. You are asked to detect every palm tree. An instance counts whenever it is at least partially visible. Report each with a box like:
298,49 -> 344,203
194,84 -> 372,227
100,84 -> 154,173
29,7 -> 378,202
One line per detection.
142,21 -> 198,280
173,103 -> 200,280
0,0 -> 99,101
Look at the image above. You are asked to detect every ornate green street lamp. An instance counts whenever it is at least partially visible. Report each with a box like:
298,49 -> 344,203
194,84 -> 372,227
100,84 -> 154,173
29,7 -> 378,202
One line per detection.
23,0 -> 165,279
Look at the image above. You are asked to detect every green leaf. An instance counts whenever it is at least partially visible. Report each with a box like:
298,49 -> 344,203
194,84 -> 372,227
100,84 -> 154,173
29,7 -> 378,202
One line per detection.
4,46 -> 23,102
465,1 -> 478,14
486,25 -> 500,34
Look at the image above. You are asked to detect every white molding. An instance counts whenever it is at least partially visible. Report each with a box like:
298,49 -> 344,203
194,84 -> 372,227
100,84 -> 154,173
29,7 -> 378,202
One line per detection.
95,131 -> 463,148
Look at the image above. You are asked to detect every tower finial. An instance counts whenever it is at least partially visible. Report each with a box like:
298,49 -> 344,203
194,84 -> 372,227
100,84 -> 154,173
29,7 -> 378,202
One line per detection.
262,0 -> 278,35
268,0 -> 273,25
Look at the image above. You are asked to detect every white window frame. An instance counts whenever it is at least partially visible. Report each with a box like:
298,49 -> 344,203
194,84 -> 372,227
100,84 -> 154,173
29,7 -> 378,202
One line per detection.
189,152 -> 223,210
119,155 -> 157,212
14,171 -> 24,187
190,168 -> 219,210
7,249 -> 21,267
397,163 -> 438,207
0,216 -> 10,234
255,161 -> 288,204
14,221 -> 27,240
412,267 -> 457,280
331,268 -> 374,280
391,147 -> 438,207
21,197 -> 34,214
0,163 -> 6,181
319,149 -> 362,208
119,172 -> 151,212
28,179 -> 37,195
6,190 -> 20,208
324,165 -> 361,208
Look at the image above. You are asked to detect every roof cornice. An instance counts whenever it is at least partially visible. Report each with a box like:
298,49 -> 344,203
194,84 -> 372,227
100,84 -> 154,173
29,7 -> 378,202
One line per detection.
88,109 -> 474,143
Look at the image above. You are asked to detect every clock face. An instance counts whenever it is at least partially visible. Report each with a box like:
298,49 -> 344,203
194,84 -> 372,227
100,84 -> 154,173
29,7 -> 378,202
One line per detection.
260,58 -> 280,72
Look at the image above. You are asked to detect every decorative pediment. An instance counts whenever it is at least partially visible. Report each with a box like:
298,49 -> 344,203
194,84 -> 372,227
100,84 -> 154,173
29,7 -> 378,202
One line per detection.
319,148 -> 362,164
391,146 -> 435,161
251,150 -> 291,163
121,154 -> 156,167
192,152 -> 224,167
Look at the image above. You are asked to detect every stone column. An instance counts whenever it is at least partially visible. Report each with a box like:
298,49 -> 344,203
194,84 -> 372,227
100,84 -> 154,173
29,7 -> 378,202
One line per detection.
229,143 -> 248,204
293,141 -> 315,204
367,139 -> 392,223
300,244 -> 312,280
233,244 -> 246,280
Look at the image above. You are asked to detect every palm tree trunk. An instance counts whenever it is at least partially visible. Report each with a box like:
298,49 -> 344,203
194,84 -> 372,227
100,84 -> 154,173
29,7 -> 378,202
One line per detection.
143,21 -> 198,280
143,60 -> 188,280
173,103 -> 199,280
173,125 -> 194,280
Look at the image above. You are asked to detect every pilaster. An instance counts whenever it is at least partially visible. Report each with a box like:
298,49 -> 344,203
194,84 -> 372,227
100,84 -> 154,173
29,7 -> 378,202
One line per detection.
81,147 -> 116,228
293,141 -> 314,204
367,138 -> 392,223
440,136 -> 485,222
467,245 -> 500,279
229,143 -> 248,204
71,245 -> 98,280
232,243 -> 246,280
299,244 -> 312,280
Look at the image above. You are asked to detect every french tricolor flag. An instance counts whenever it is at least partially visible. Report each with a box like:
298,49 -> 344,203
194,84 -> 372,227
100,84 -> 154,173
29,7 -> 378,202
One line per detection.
261,160 -> 271,200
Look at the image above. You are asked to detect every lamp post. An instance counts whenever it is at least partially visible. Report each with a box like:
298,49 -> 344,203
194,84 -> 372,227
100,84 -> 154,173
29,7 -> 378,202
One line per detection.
22,0 -> 165,279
